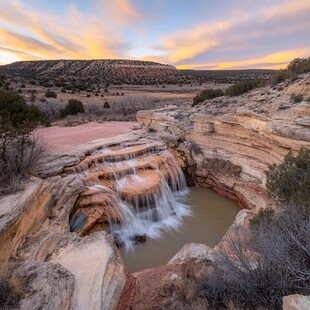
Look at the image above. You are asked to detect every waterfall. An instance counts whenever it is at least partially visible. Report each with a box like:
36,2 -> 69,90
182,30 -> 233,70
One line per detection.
69,143 -> 191,248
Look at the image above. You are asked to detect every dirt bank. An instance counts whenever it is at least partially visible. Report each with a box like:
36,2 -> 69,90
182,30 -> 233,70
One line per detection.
36,121 -> 138,153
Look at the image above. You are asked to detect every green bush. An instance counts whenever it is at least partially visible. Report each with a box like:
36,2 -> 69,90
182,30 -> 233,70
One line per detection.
45,90 -> 57,98
269,69 -> 295,85
287,57 -> 310,74
0,91 -> 47,188
192,89 -> 224,106
103,101 -> 110,108
266,148 -> 310,211
249,207 -> 275,228
60,99 -> 84,117
269,57 -> 310,85
225,80 -> 263,96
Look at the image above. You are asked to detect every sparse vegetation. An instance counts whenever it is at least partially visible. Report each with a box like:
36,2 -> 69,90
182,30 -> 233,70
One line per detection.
266,148 -> 310,210
225,80 -> 264,96
269,69 -> 295,85
45,90 -> 57,98
249,207 -> 275,228
103,101 -> 110,108
192,89 -> 224,106
0,91 -> 47,190
60,99 -> 85,117
0,268 -> 25,309
269,57 -> 310,85
287,57 -> 310,74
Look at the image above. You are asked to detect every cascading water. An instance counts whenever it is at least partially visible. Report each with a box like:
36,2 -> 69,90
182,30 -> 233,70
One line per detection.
69,142 -> 191,248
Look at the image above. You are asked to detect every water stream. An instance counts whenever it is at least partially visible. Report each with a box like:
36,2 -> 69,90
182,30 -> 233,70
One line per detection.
69,142 -> 240,273
119,187 -> 240,272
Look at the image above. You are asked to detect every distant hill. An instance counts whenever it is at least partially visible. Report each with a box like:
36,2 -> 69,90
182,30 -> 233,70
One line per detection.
0,59 -> 278,85
0,59 -> 183,85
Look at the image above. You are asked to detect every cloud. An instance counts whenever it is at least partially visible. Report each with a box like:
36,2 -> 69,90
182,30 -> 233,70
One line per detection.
95,0 -> 144,24
0,0 -> 133,62
157,0 -> 310,66
176,48 -> 310,70
0,0 -> 309,69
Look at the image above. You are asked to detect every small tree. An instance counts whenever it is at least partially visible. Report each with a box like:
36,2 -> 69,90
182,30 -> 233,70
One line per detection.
60,99 -> 84,117
45,90 -> 57,98
266,148 -> 310,210
103,101 -> 110,109
0,91 -> 47,189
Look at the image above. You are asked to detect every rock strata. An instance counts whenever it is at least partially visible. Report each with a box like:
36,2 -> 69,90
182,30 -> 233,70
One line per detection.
137,74 -> 310,210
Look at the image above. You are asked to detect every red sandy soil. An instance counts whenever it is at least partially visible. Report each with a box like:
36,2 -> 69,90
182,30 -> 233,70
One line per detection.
36,121 -> 138,153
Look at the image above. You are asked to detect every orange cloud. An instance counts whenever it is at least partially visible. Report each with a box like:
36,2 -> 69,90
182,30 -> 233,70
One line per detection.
0,0 -> 132,63
158,0 -> 310,65
176,48 -> 310,70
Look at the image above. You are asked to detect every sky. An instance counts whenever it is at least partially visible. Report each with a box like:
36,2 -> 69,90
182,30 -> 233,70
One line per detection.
0,0 -> 310,69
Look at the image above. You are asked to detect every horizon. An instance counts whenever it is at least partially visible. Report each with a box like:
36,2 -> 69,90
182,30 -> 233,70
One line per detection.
1,0 -> 310,70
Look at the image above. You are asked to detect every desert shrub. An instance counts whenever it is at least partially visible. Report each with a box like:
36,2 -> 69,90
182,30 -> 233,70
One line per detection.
0,91 -> 47,189
192,89 -> 224,106
0,261 -> 27,309
287,57 -> 310,74
103,101 -> 110,108
159,260 -> 209,310
269,58 -> 310,86
249,207 -> 275,228
147,127 -> 157,133
291,94 -> 303,103
225,80 -> 263,96
269,69 -> 295,85
45,90 -> 57,98
266,148 -> 310,210
60,99 -> 85,117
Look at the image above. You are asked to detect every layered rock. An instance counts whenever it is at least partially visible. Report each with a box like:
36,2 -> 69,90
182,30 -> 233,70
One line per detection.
0,133 -> 151,309
0,131 -> 189,309
137,73 -> 310,210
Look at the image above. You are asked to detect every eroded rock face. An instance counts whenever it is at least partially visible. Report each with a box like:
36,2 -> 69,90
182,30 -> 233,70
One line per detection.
0,178 -> 52,264
137,74 -> 310,210
0,133 -> 150,309
51,232 -> 126,310
0,132 -> 190,309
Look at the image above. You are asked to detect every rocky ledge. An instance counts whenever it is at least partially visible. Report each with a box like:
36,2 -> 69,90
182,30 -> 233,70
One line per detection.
137,73 -> 310,211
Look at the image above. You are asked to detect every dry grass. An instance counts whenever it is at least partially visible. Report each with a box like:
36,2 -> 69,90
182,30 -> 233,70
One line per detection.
0,265 -> 26,309
158,260 -> 210,310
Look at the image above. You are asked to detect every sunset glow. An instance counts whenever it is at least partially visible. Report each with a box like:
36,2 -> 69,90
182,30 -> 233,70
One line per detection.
0,0 -> 309,69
